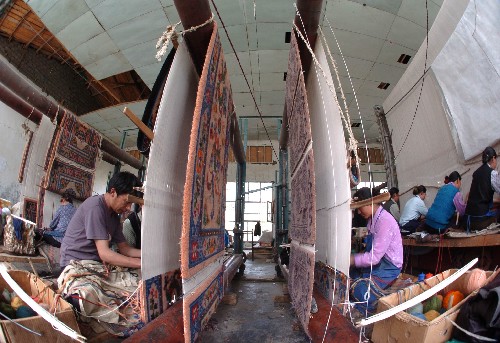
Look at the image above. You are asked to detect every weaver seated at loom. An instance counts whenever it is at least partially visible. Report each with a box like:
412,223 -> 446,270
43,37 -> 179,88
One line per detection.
465,147 -> 500,231
349,188 -> 403,315
399,185 -> 428,234
36,191 -> 76,248
58,172 -> 143,336
424,171 -> 467,234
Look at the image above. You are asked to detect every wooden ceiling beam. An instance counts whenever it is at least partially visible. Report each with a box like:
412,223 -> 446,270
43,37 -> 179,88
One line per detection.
24,27 -> 43,48
9,8 -> 30,41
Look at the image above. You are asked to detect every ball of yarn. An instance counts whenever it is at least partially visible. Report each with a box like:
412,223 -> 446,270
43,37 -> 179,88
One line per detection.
425,273 -> 434,280
15,305 -> 36,318
10,296 -> 24,310
424,309 -> 441,321
423,295 -> 443,313
412,313 -> 427,321
443,290 -> 464,310
408,302 -> 423,314
463,269 -> 487,295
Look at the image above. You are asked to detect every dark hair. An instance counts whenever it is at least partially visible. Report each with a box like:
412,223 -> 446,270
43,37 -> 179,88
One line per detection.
389,187 -> 399,198
412,185 -> 426,195
107,172 -> 142,196
61,191 -> 74,204
482,147 -> 497,164
353,187 -> 372,202
448,171 -> 461,183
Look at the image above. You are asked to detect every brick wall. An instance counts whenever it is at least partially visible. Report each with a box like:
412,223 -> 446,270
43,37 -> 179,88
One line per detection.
0,35 -> 102,115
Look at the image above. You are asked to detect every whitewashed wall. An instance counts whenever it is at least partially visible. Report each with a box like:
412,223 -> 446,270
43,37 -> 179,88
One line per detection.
0,101 -> 37,203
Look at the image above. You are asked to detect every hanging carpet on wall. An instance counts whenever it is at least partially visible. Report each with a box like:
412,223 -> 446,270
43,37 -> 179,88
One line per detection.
43,112 -> 101,201
286,30 -> 317,335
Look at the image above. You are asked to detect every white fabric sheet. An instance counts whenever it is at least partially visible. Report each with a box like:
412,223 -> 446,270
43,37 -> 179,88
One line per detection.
432,0 -> 500,160
141,44 -> 199,280
307,39 -> 351,276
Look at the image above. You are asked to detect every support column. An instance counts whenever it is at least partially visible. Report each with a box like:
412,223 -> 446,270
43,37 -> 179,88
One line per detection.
374,105 -> 398,189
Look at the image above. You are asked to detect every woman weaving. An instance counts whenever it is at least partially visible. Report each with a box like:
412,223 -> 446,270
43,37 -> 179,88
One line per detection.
349,187 -> 403,314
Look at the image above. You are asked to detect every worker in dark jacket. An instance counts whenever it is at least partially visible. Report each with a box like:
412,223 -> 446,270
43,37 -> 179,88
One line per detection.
465,147 -> 500,230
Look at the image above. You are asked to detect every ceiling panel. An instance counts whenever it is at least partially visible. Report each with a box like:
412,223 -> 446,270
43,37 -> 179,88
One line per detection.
224,52 -> 251,76
250,50 -> 289,74
252,72 -> 286,92
326,0 -> 396,40
84,0 -> 106,9
254,0 -> 294,23
219,24 -> 257,53
386,16 -> 427,50
40,0 -> 89,35
55,11 -> 104,51
210,0 -> 245,27
255,23 -> 292,51
85,52 -> 132,80
259,90 -> 286,105
375,40 -> 416,67
71,32 -> 120,66
162,5 -> 179,26
92,0 -> 163,30
106,10 -> 167,51
122,39 -> 160,69
322,28 -> 385,63
366,62 -> 406,84
398,0 -> 441,29
349,0 -> 403,16
27,0 -> 60,18
135,62 -> 163,86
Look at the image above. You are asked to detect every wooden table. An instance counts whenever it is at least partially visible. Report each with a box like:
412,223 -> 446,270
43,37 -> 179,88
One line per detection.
402,234 -> 500,272
403,234 -> 500,248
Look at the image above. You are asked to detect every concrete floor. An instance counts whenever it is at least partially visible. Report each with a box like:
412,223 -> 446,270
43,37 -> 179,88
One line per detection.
198,259 -> 310,343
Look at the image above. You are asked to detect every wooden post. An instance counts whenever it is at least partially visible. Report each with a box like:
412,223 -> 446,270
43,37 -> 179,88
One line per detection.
123,107 -> 154,141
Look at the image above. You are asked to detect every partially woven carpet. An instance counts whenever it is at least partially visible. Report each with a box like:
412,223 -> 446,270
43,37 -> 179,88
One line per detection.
44,112 -> 101,200
287,32 -> 312,174
314,260 -> 348,305
289,242 -> 315,336
181,21 -> 231,279
286,31 -> 317,338
290,149 -> 316,245
183,267 -> 223,343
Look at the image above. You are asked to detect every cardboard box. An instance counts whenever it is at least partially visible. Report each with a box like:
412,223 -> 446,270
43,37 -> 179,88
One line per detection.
0,270 -> 80,343
372,269 -> 498,343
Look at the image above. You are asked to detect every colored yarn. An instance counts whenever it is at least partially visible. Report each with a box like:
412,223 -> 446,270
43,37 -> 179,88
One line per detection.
423,295 -> 443,313
425,273 -> 434,279
443,290 -> 464,310
424,309 -> 441,321
2,289 -> 11,302
16,305 -> 36,318
10,296 -> 24,310
408,302 -> 423,314
463,269 -> 487,294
